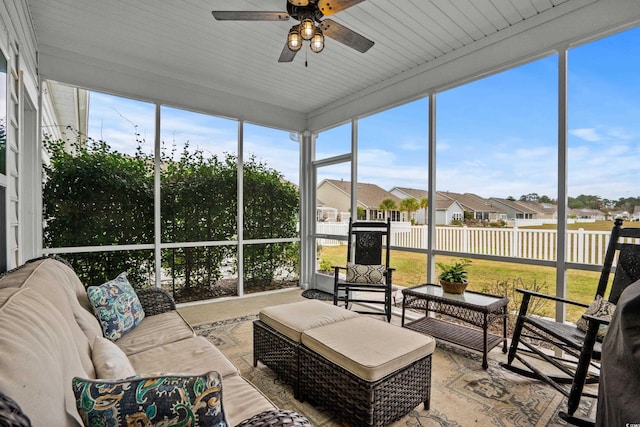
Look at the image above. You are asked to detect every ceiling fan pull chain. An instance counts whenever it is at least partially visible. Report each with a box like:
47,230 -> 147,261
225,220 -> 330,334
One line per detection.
305,44 -> 308,67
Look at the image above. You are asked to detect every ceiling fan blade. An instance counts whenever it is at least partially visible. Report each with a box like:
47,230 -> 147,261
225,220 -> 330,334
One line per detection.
211,11 -> 289,21
319,19 -> 374,53
278,43 -> 298,62
288,0 -> 309,5
318,0 -> 366,16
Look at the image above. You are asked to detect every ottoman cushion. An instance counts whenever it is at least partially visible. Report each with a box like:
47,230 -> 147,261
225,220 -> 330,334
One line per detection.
259,299 -> 359,342
301,316 -> 436,382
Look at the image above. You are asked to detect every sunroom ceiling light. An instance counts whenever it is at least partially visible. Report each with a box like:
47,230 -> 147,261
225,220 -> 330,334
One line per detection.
300,18 -> 315,40
287,25 -> 302,52
286,21 -> 324,55
309,27 -> 324,53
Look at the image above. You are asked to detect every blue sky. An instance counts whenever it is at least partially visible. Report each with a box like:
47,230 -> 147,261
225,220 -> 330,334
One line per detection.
85,25 -> 639,202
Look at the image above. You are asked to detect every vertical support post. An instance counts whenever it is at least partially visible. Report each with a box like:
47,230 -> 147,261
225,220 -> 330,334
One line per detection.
237,120 -> 244,297
427,94 -> 437,283
299,130 -> 313,289
350,119 -> 358,224
154,104 -> 162,288
556,48 -> 569,323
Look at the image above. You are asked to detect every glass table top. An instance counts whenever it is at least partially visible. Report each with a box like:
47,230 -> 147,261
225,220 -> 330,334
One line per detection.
405,284 -> 506,307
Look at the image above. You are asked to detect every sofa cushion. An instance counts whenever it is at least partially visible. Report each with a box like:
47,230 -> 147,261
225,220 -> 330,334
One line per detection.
0,287 -> 94,427
72,371 -> 227,427
301,316 -> 436,382
17,259 -> 100,375
87,272 -> 145,341
92,336 -> 136,379
220,374 -> 276,427
0,259 -> 42,290
31,259 -> 104,339
127,336 -> 239,379
259,299 -> 359,342
115,310 -> 195,356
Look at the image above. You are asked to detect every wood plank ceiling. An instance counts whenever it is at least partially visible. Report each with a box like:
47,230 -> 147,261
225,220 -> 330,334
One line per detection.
25,0 -> 633,127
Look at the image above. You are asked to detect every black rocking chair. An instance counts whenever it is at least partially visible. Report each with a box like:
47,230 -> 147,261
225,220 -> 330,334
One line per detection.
333,218 -> 394,322
501,218 -> 640,426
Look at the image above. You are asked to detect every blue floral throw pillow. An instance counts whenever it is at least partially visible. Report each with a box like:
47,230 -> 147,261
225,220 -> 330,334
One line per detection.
72,371 -> 227,427
345,262 -> 386,284
87,272 -> 145,341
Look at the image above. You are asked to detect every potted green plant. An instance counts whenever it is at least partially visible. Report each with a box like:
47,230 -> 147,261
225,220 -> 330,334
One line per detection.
436,258 -> 472,294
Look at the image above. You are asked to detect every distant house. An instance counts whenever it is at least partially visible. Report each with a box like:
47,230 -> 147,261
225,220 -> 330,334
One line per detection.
316,198 -> 338,222
435,198 -> 466,225
390,187 -> 427,223
518,201 -> 558,220
438,192 -> 506,222
389,187 -> 465,225
633,206 -> 640,222
608,210 -> 630,220
489,198 -> 539,220
568,208 -> 606,221
317,179 -> 402,222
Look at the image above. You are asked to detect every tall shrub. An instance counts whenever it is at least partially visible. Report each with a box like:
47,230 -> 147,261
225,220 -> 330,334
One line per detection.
161,145 -> 237,295
43,134 -> 300,298
242,156 -> 299,289
42,134 -> 155,286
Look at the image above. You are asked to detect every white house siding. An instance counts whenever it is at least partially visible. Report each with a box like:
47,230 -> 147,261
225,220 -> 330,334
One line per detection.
0,2 -> 42,268
317,181 -> 351,221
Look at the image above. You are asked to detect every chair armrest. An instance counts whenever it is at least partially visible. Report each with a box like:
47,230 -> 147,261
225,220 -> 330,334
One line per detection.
136,288 -> 176,316
516,288 -> 590,309
332,265 -> 346,270
582,313 -> 611,326
234,409 -> 311,427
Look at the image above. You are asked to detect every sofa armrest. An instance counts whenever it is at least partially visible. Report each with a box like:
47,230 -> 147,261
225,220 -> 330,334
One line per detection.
234,409 -> 310,427
136,288 -> 176,316
0,391 -> 31,427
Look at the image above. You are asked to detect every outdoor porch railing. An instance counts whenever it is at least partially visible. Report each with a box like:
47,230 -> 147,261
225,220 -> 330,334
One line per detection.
316,222 -> 631,266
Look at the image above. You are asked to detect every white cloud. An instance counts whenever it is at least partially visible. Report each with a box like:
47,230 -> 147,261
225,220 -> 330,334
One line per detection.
570,128 -> 603,142
608,127 -> 633,141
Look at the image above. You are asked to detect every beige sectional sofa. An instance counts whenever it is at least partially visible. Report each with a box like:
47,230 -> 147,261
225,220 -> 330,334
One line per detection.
0,257 -> 304,427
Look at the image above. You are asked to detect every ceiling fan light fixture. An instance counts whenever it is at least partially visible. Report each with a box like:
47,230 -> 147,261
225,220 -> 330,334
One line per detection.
287,25 -> 302,51
310,27 -> 325,53
300,18 -> 315,40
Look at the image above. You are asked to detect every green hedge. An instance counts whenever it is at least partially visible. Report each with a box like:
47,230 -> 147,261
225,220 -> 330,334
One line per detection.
43,134 -> 299,297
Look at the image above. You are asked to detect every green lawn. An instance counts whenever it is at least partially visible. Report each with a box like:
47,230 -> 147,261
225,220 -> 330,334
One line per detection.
318,220 -> 633,322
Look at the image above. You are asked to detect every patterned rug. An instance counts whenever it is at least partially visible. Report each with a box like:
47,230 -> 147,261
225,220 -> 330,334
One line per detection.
301,289 -> 333,301
194,315 -> 592,426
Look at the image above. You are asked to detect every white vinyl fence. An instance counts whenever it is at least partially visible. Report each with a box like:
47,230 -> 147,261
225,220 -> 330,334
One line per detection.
316,222 -> 629,266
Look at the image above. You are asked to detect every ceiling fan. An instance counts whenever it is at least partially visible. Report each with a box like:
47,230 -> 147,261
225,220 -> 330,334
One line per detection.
211,0 -> 374,63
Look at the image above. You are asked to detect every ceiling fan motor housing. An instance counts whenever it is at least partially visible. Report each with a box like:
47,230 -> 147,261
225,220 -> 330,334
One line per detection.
287,1 -> 324,22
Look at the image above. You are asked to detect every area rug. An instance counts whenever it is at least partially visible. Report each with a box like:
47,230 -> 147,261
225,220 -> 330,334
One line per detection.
301,289 -> 333,301
193,316 -> 593,426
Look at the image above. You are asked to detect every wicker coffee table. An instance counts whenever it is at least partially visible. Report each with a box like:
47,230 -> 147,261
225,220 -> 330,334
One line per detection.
401,284 -> 509,369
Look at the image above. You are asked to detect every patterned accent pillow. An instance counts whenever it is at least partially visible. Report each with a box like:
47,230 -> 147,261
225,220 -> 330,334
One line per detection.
87,272 -> 145,341
345,262 -> 386,284
72,371 -> 227,427
576,295 -> 616,340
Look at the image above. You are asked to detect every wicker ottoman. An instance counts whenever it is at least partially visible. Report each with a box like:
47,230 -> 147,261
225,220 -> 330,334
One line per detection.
299,316 -> 436,426
253,299 -> 360,394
